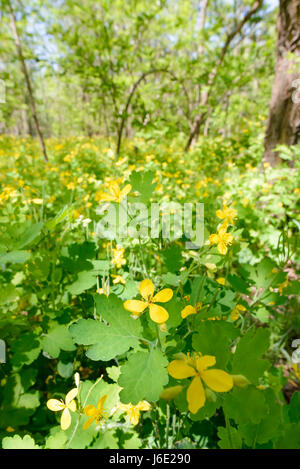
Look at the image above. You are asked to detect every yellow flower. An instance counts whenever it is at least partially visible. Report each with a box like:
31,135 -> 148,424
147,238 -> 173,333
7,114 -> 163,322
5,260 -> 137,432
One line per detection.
47,388 -> 78,430
111,274 -> 126,285
168,353 -> 233,414
231,304 -> 246,321
83,395 -> 107,430
216,277 -> 226,285
216,205 -> 237,225
119,401 -> 151,425
181,305 -> 197,319
292,364 -> 300,380
96,181 -> 131,203
209,225 -> 233,255
124,279 -> 173,324
112,244 -> 126,269
31,198 -> 43,205
6,426 -> 15,432
278,278 -> 288,294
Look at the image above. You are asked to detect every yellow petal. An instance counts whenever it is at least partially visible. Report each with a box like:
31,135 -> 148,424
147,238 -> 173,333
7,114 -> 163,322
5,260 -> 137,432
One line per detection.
123,300 -> 147,314
139,279 -> 155,301
97,395 -> 107,410
209,234 -> 219,245
217,241 -> 228,255
136,401 -> 151,411
195,355 -> 216,372
201,369 -> 233,392
67,400 -> 77,412
65,388 -> 78,405
98,192 -> 115,202
152,288 -> 173,303
216,277 -> 226,285
61,407 -> 71,430
181,305 -> 197,319
83,416 -> 95,430
223,232 -> 233,243
109,181 -> 121,197
231,310 -> 240,321
167,360 -> 196,379
120,184 -> 132,198
119,403 -> 130,411
216,209 -> 225,220
129,408 -> 140,426
187,376 -> 206,414
84,404 -> 97,417
149,303 -> 169,324
47,399 -> 65,412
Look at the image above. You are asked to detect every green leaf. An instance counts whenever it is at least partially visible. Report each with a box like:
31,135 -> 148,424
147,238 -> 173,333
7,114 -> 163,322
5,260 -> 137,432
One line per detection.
275,423 -> 300,449
66,271 -> 97,295
161,244 -> 183,273
217,426 -> 242,449
255,307 -> 270,323
42,325 -> 76,359
0,250 -> 30,264
223,387 -> 267,426
231,328 -> 270,383
287,392 -> 300,423
18,391 -> 40,409
57,360 -> 74,378
192,321 -> 239,368
0,284 -> 18,305
118,348 -> 169,404
11,332 -> 41,368
129,170 -> 156,203
227,274 -> 250,294
2,434 -> 40,449
245,258 -> 276,289
46,206 -> 73,231
123,433 -> 142,449
161,272 -> 180,287
239,389 -> 282,447
217,289 -> 236,309
107,366 -> 121,382
45,428 -> 68,449
16,222 -> 44,249
70,294 -> 142,361
92,431 -> 119,449
165,297 -> 184,329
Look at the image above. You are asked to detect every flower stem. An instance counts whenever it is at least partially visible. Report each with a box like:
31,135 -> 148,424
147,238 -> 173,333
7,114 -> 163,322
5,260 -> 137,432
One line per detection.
66,375 -> 103,449
165,403 -> 170,449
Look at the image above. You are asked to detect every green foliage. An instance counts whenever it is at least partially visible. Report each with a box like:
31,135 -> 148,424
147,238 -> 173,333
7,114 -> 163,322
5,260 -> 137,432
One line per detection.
118,349 -> 169,404
70,295 -> 143,361
0,133 -> 299,449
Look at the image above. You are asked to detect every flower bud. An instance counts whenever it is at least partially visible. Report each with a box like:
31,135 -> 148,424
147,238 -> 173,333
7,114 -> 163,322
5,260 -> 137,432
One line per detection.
160,385 -> 183,401
232,374 -> 250,388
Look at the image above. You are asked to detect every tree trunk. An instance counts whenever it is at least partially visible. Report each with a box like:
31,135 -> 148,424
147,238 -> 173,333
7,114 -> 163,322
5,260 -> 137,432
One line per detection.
185,0 -> 263,151
8,0 -> 48,162
263,0 -> 300,166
